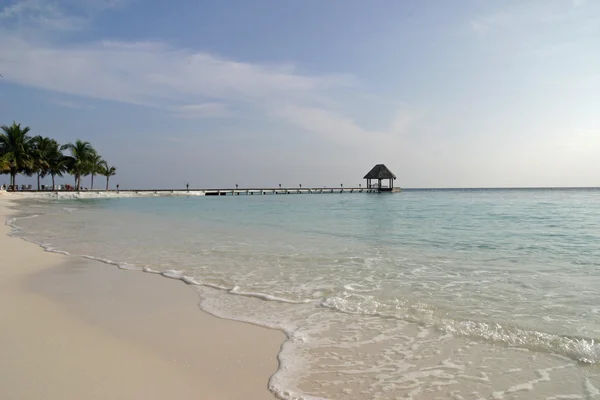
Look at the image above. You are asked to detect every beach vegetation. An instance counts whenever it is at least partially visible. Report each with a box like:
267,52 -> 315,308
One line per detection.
99,163 -> 117,191
87,153 -> 105,190
60,140 -> 98,191
47,146 -> 70,190
31,136 -> 60,190
0,122 -> 117,191
0,122 -> 34,188
0,154 -> 10,174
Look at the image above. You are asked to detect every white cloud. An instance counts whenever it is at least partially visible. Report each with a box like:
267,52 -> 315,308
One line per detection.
0,0 -> 131,30
0,37 -> 343,107
274,105 -> 373,142
50,99 -> 96,110
0,0 -> 417,157
171,103 -> 230,119
271,104 -> 417,151
0,33 -> 414,149
469,0 -> 596,34
390,107 -> 420,135
1,0 -> 88,30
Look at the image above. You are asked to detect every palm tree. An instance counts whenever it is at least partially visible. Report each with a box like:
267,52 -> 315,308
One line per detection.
88,153 -> 104,190
0,122 -> 34,188
99,162 -> 116,190
0,153 -> 10,173
61,140 -> 97,190
0,154 -> 9,191
38,139 -> 68,190
31,136 -> 61,190
47,153 -> 69,190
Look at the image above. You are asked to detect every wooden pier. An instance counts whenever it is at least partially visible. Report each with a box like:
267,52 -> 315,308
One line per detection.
13,186 -> 400,195
195,163 -> 401,196
202,187 -> 395,196
107,187 -> 394,195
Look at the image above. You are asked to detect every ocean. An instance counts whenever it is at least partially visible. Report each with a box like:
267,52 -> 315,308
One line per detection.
9,189 -> 600,399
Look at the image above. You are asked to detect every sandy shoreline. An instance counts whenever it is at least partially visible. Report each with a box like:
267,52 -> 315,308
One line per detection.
6,190 -> 207,199
0,193 -> 284,400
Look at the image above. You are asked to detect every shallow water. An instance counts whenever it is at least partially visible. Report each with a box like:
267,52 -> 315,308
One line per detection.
9,189 -> 600,399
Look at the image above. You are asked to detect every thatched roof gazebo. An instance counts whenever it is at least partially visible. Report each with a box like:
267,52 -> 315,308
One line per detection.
363,164 -> 399,192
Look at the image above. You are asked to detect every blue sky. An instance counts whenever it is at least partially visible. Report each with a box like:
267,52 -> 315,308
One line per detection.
1,0 -> 599,188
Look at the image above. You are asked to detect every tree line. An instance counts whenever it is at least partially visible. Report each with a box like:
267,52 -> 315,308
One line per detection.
0,122 -> 117,191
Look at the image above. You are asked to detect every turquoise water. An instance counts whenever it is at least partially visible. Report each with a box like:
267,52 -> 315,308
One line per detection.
11,189 -> 600,399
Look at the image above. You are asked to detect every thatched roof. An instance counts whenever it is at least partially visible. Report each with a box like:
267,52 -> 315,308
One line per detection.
363,164 -> 396,180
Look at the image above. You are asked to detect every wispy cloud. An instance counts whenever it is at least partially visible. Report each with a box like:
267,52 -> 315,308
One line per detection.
0,37 -> 351,113
0,0 -> 415,153
469,0 -> 595,34
171,103 -> 230,119
50,99 -> 96,110
0,0 -> 88,30
0,0 -> 131,30
271,105 -> 418,148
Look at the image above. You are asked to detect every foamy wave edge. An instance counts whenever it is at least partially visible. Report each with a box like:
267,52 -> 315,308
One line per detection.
442,319 -> 600,364
4,216 -> 321,400
320,295 -> 600,365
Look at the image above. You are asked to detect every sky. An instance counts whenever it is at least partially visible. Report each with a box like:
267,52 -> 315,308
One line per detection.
0,0 -> 599,189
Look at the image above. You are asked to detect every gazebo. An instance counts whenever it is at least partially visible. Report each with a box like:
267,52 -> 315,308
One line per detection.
363,164 -> 398,192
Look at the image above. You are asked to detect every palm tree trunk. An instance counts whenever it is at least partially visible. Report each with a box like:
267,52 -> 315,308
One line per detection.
51,174 -> 56,191
37,173 -> 41,191
11,172 -> 16,190
91,174 -> 94,190
106,176 -> 109,191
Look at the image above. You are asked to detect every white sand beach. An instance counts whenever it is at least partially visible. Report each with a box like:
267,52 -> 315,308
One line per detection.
6,189 -> 207,200
0,192 -> 284,400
